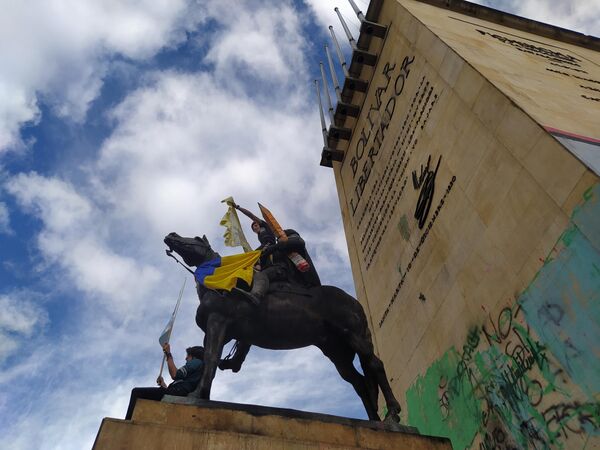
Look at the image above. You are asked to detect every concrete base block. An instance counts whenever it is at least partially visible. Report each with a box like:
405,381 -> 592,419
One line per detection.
93,397 -> 451,449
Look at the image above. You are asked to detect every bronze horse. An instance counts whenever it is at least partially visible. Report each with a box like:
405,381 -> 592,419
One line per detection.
164,232 -> 401,422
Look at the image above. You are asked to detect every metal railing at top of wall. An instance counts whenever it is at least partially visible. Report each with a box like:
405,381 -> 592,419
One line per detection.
315,0 -> 387,168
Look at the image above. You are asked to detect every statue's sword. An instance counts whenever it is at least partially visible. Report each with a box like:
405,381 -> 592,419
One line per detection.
257,203 -> 310,272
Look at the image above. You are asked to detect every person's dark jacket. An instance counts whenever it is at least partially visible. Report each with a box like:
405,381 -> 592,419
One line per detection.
167,358 -> 204,394
262,229 -> 321,288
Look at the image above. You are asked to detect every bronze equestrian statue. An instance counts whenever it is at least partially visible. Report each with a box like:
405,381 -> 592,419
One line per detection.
164,232 -> 401,422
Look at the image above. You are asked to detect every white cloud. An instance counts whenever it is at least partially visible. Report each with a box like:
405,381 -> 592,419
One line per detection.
6,173 -> 92,231
5,172 -> 162,317
205,2 -> 308,87
0,295 -> 45,336
0,377 -> 134,450
0,201 -> 11,234
0,340 -> 52,385
0,81 -> 40,150
473,0 -> 600,35
0,294 -> 48,362
0,0 -> 206,152
211,347 -> 363,412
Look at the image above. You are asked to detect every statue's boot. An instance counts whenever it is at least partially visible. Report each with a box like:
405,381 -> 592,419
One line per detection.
247,270 -> 269,305
233,287 -> 260,305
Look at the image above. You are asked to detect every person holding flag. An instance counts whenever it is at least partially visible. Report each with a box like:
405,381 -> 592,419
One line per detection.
232,201 -> 321,303
230,201 -> 276,251
124,280 -> 204,420
219,199 -> 275,305
124,343 -> 205,420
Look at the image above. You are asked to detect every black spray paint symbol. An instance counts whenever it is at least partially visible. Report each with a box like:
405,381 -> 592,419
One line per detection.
412,155 -> 441,229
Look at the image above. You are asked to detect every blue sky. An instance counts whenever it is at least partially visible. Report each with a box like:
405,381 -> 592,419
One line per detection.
0,1 -> 597,449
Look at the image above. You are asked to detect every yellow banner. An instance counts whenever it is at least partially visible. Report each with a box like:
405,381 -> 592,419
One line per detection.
220,196 -> 252,252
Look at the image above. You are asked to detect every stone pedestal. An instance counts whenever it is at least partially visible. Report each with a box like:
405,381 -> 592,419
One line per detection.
93,396 -> 452,449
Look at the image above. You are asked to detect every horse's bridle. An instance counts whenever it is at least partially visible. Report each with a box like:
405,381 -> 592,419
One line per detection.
165,249 -> 195,275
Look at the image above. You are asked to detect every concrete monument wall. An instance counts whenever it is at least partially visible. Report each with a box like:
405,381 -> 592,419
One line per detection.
331,1 -> 600,448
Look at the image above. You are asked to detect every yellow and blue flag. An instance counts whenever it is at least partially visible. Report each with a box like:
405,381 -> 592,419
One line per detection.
194,250 -> 261,291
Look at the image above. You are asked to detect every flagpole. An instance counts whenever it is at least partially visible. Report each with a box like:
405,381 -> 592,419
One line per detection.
158,277 -> 187,379
158,354 -> 167,379
173,277 -> 186,318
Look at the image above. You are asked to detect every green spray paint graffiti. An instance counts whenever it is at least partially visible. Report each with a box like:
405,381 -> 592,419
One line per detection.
406,344 -> 481,448
406,184 -> 600,449
407,303 -> 600,448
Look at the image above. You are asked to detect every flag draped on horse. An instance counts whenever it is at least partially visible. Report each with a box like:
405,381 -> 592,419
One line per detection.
194,250 -> 261,291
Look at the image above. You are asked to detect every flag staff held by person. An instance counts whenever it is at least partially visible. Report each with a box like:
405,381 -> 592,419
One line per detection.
124,278 -> 206,420
158,278 -> 186,379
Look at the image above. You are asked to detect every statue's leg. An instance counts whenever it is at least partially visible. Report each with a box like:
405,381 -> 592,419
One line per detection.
319,342 -> 380,421
350,333 -> 401,422
191,313 -> 229,400
219,341 -> 251,372
249,270 -> 269,302
361,360 -> 379,415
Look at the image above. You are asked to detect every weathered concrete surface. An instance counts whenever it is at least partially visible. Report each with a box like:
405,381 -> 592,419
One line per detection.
92,397 -> 452,449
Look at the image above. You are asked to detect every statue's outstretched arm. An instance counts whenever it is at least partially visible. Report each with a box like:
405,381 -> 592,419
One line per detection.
266,235 -> 305,254
235,205 -> 261,224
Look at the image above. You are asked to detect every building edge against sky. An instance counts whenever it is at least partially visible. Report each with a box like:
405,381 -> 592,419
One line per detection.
320,0 -> 600,448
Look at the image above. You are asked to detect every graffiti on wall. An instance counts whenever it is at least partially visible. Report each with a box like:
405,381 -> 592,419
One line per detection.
405,184 -> 600,449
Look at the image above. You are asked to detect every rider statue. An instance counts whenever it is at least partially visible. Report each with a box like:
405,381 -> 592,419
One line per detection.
234,203 -> 321,303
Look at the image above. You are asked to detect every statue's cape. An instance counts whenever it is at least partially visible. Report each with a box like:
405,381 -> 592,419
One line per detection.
194,250 -> 261,291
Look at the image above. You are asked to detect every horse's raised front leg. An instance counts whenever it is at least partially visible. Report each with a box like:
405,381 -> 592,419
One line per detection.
191,313 -> 229,400
219,341 -> 251,372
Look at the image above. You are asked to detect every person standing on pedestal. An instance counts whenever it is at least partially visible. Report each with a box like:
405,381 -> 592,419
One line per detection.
124,343 -> 204,420
232,203 -> 277,304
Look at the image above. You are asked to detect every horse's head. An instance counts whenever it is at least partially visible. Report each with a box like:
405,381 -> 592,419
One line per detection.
164,232 -> 217,267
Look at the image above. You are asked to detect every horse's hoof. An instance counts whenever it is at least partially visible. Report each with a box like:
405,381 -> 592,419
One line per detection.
384,406 -> 401,425
384,413 -> 400,424
383,413 -> 402,431
219,360 -> 242,372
